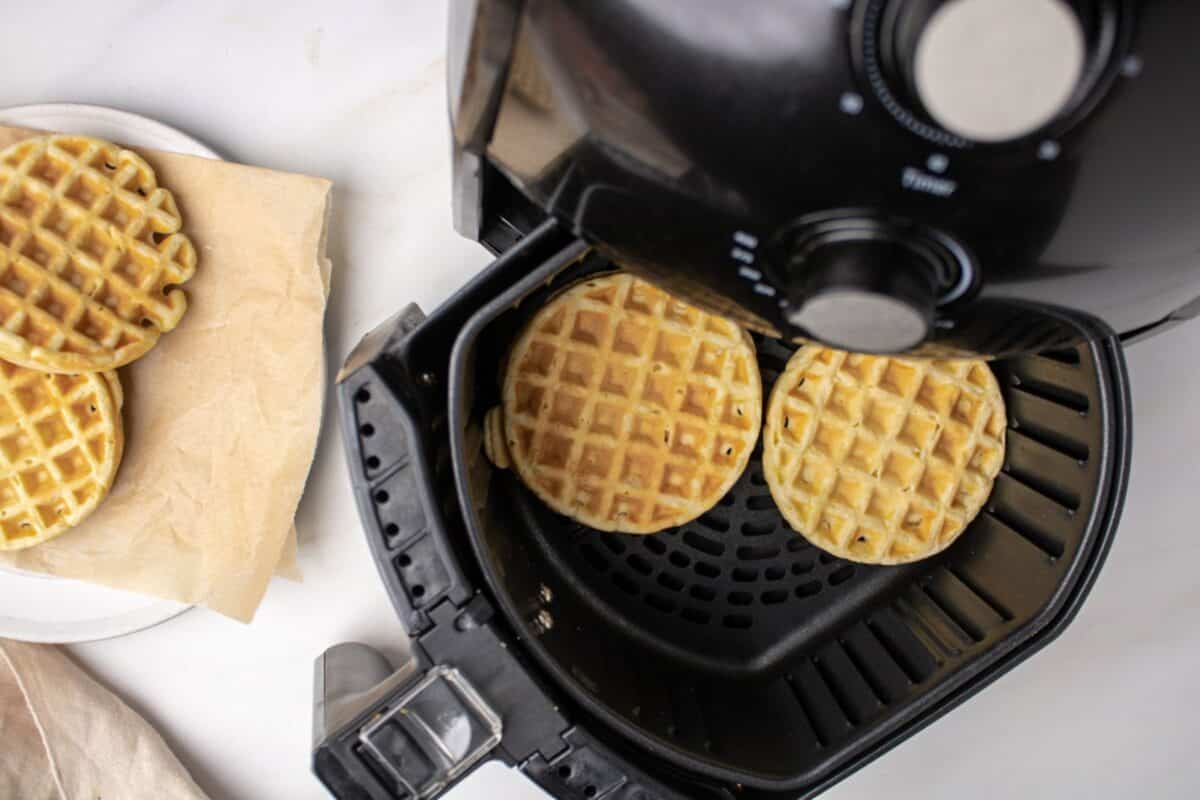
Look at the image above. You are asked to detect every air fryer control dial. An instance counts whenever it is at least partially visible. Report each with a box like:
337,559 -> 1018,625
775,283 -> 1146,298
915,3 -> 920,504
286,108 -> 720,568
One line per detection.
860,0 -> 1110,148
784,236 -> 942,353
908,0 -> 1087,142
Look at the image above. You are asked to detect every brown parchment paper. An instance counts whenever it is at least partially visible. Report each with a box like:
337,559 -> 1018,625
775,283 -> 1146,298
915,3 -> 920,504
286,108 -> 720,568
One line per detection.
0,125 -> 330,621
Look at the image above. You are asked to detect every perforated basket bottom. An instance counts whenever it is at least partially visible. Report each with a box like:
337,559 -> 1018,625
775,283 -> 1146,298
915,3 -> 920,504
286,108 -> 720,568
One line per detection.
503,335 -> 920,672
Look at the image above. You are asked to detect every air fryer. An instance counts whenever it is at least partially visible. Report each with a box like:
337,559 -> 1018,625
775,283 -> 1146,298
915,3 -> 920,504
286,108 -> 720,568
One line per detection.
313,2 -> 1193,798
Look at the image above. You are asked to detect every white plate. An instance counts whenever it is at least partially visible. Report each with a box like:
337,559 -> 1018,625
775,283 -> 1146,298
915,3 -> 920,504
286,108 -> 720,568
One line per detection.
0,103 -> 217,643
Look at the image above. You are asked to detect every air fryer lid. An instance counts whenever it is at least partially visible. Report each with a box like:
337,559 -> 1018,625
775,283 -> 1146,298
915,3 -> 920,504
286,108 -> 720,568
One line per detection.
448,245 -> 1131,791
457,0 -> 1200,356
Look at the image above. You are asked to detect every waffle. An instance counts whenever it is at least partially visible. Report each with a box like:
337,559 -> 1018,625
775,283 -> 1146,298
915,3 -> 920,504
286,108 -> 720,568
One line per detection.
0,134 -> 197,372
483,406 -> 511,469
0,361 -> 123,550
492,273 -> 762,533
763,346 -> 1005,564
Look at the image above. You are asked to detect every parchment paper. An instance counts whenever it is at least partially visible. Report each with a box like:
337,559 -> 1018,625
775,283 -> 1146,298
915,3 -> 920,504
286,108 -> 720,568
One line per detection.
0,125 -> 330,621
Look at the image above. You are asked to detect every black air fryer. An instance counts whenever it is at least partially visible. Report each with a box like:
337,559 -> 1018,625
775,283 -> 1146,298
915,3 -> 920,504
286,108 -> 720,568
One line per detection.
313,1 -> 1197,797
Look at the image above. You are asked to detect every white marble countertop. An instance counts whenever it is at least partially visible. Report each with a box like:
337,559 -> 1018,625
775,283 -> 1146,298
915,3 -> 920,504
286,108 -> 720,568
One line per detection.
4,2 -> 1198,798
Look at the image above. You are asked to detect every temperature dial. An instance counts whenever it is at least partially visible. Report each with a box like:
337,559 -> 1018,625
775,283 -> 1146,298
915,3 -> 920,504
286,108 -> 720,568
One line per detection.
786,239 -> 939,353
777,214 -> 973,353
909,0 -> 1086,142
858,0 -> 1114,147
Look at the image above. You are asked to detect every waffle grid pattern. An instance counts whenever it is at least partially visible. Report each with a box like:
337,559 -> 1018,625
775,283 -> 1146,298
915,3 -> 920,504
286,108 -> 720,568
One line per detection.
0,362 -> 121,549
764,347 -> 1005,564
502,274 -> 761,533
0,134 -> 196,372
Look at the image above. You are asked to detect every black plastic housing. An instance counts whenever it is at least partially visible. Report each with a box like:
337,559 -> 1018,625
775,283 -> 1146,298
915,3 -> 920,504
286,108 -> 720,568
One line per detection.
325,221 -> 1130,799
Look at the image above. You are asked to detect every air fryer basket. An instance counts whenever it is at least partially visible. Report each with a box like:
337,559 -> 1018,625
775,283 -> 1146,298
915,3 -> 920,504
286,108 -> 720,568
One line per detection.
448,241 -> 1131,791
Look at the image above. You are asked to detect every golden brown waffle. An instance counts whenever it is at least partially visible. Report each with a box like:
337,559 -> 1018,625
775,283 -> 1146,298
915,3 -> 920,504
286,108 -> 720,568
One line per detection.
763,346 -> 1005,564
493,273 -> 762,533
0,361 -> 123,550
0,134 -> 197,372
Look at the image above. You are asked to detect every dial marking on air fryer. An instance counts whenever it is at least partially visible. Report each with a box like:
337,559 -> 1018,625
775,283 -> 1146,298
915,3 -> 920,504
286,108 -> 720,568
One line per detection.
753,283 -> 777,297
1037,140 -> 1061,161
901,167 -> 957,197
838,92 -> 864,115
733,231 -> 759,249
1120,55 -> 1143,78
732,231 -> 762,283
926,153 -> 949,174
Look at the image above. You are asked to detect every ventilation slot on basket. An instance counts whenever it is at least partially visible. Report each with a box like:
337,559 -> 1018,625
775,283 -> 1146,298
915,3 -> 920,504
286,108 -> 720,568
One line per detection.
866,610 -> 938,683
684,530 -> 725,556
920,569 -> 1013,643
737,544 -> 780,561
984,479 -> 1070,561
1009,371 -> 1089,413
943,566 -> 1014,623
787,664 -> 853,746
1009,409 -> 1090,461
889,594 -> 958,660
745,494 -> 775,511
1039,347 -> 1081,365
1002,454 -> 1081,511
579,543 -> 608,572
643,537 -> 667,555
899,587 -> 976,652
828,565 -> 855,586
791,559 -> 815,575
796,580 -> 822,598
762,589 -> 789,605
657,572 -> 685,592
698,513 -> 731,533
626,553 -> 653,576
600,534 -> 627,555
815,645 -> 883,724
839,624 -> 911,704
922,586 -> 983,642
742,520 -> 776,537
